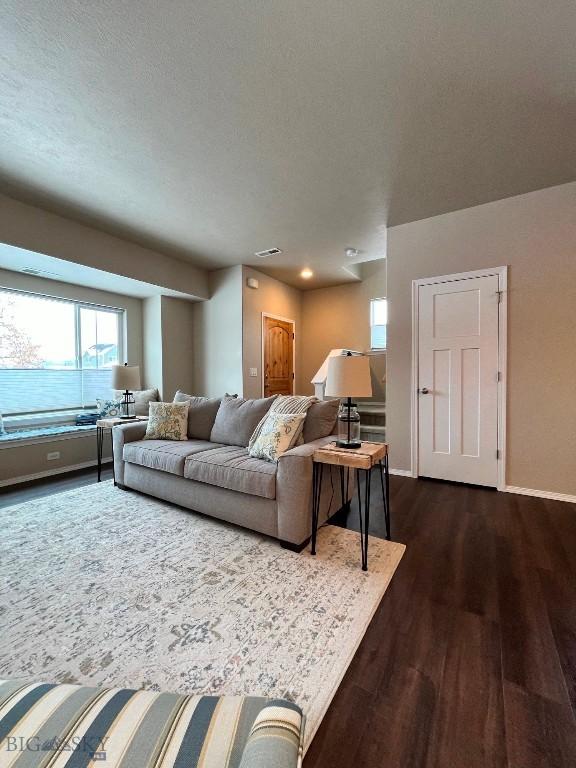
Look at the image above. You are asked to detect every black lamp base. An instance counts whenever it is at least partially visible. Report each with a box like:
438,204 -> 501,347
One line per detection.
335,439 -> 362,449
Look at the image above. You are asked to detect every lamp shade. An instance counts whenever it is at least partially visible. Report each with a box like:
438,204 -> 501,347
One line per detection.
111,364 -> 140,391
325,354 -> 372,398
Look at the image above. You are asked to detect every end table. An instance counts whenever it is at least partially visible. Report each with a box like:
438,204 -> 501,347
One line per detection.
311,442 -> 390,571
96,416 -> 148,484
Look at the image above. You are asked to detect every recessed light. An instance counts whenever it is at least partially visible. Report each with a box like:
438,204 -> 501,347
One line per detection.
300,268 -> 313,279
345,247 -> 359,258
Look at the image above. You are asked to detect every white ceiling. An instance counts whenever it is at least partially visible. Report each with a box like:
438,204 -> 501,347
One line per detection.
1,0 -> 575,288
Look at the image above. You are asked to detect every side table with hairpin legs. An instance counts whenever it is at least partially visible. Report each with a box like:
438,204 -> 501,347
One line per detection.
311,442 -> 390,571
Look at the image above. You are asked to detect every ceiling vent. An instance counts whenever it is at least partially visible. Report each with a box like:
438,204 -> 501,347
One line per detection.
254,247 -> 282,258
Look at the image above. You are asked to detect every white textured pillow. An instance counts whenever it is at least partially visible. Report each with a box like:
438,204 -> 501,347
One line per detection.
248,411 -> 306,463
144,402 -> 189,441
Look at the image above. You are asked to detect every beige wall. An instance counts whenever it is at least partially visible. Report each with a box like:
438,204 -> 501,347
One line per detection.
300,260 -> 387,396
160,296 -> 195,400
242,266 -> 303,397
192,266 -> 243,397
142,295 -> 163,395
0,192 -> 208,299
387,182 -> 576,495
0,433 -> 111,485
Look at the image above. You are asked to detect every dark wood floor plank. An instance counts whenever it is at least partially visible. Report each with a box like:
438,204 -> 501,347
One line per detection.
503,681 -> 576,768
425,610 -> 507,768
3,468 -> 576,768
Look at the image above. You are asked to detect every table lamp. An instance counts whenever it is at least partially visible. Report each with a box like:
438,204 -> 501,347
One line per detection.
325,352 -> 372,448
111,363 -> 141,419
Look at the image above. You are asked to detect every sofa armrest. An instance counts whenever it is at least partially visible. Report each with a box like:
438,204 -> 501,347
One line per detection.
113,422 -> 148,484
276,436 -> 349,545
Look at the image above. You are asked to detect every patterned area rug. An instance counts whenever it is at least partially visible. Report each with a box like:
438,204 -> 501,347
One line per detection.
0,482 -> 405,750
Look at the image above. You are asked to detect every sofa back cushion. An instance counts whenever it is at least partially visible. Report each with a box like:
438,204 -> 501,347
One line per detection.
173,391 -> 222,439
210,395 -> 277,447
113,387 -> 159,416
303,398 -> 340,443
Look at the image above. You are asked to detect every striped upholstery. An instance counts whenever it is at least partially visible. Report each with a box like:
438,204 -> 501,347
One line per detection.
248,395 -> 317,451
0,680 -> 304,768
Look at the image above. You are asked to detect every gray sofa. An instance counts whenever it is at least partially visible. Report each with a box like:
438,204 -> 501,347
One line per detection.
113,395 -> 349,549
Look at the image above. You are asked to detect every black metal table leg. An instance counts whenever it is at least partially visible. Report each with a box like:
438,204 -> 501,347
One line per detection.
356,468 -> 370,571
311,462 -> 323,555
111,428 -> 116,486
379,456 -> 391,540
97,427 -> 103,482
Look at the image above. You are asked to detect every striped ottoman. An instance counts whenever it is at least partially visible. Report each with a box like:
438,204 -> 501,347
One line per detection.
0,680 -> 304,767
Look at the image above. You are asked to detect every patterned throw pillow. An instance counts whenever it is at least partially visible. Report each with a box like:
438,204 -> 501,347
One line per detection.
97,398 -> 123,418
144,402 -> 189,441
248,411 -> 306,463
248,394 -> 317,450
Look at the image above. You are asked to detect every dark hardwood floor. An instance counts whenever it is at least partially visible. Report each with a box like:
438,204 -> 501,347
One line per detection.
1,469 -> 575,766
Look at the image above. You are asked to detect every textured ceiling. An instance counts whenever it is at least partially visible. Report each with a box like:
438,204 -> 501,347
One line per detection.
1,0 -> 575,288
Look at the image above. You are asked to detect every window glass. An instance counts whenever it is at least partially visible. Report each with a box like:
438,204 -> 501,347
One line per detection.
0,289 -> 123,415
370,298 -> 387,350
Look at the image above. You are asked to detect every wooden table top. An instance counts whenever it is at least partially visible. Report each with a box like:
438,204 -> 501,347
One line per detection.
313,441 -> 388,469
96,416 -> 148,428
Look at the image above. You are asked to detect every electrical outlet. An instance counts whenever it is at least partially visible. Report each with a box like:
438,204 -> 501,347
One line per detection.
249,367 -> 258,377
47,451 -> 60,461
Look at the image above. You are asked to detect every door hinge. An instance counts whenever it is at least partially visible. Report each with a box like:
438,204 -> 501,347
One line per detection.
496,371 -> 502,382
496,290 -> 503,303
292,333 -> 295,339
496,448 -> 501,460
292,372 -> 295,379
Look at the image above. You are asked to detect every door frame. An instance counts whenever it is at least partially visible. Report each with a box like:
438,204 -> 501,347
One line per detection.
261,312 -> 296,397
410,266 -> 508,490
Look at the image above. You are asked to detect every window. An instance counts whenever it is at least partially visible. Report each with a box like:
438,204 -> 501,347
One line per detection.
0,288 -> 124,416
370,298 -> 387,350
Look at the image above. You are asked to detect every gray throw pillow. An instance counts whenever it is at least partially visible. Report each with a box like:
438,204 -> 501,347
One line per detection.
303,398 -> 341,443
113,387 -> 159,417
173,391 -> 222,440
210,395 -> 277,447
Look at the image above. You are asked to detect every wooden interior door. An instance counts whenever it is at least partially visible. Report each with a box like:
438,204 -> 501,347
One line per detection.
263,316 -> 294,397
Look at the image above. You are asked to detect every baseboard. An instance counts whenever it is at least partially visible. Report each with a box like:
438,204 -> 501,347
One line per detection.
504,485 -> 576,504
0,459 -> 112,489
389,468 -> 413,477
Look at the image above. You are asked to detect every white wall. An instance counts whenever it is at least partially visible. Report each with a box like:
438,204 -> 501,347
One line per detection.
387,182 -> 576,495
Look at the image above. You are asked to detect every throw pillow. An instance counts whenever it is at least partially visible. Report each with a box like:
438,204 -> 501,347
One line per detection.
303,398 -> 341,443
97,398 -> 123,418
249,411 -> 307,462
113,388 -> 159,417
173,391 -> 222,440
144,402 -> 189,441
210,395 -> 277,447
248,394 -> 317,451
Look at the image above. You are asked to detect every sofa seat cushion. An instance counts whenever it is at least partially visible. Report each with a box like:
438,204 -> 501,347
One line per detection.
123,439 -> 222,476
184,445 -> 277,499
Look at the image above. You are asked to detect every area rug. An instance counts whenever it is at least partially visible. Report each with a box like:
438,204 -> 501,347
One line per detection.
0,481 -> 405,750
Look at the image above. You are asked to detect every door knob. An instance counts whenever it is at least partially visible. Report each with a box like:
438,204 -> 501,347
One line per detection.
419,387 -> 430,394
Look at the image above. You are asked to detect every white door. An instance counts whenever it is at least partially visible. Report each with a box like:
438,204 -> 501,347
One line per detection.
417,274 -> 499,486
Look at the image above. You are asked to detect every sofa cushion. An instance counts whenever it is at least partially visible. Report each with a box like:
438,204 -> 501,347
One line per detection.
0,679 -> 304,768
184,445 -> 277,498
113,387 -> 159,416
124,439 -> 221,475
210,395 -> 277,447
173,391 -> 222,439
303,398 -> 340,443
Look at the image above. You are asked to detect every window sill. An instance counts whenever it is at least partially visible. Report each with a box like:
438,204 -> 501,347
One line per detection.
0,424 -> 97,449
